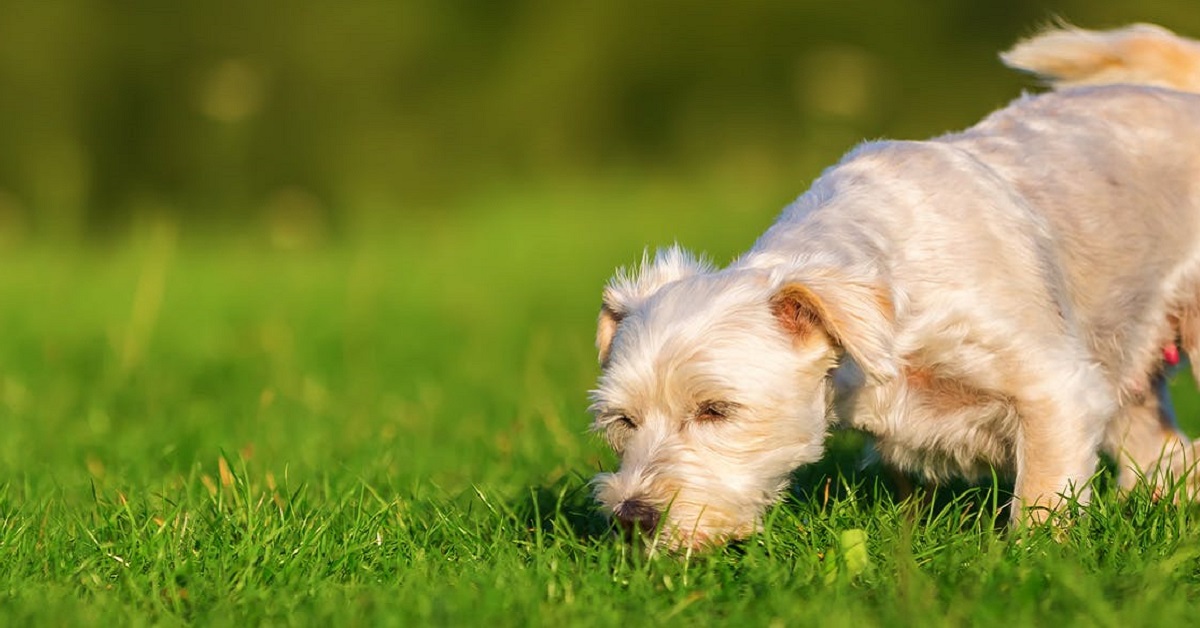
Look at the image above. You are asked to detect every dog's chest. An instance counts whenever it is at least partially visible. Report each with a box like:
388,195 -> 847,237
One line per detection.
848,365 -> 1020,480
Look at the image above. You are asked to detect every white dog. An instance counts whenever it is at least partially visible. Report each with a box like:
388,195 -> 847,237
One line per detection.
589,23 -> 1200,550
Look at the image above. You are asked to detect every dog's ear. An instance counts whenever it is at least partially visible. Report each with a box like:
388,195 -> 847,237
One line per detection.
770,274 -> 897,380
596,245 -> 712,365
596,304 -> 623,365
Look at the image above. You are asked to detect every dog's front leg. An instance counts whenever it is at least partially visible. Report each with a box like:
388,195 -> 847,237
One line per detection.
1010,361 -> 1116,525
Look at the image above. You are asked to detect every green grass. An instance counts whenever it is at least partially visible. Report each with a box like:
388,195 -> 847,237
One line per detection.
4,185 -> 1200,626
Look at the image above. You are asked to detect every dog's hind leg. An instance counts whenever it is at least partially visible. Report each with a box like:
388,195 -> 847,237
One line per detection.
1104,370 -> 1190,494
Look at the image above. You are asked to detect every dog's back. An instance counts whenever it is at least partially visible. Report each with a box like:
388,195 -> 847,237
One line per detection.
998,24 -> 1200,385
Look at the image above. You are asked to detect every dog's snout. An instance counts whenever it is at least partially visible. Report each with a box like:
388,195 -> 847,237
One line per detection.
613,499 -> 660,536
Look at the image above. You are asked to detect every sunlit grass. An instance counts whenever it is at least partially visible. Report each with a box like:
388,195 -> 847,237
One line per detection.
3,188 -> 1200,624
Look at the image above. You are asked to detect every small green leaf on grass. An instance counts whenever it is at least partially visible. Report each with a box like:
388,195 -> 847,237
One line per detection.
824,528 -> 871,583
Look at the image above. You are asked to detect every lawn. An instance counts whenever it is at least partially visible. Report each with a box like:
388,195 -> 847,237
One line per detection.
3,183 -> 1200,626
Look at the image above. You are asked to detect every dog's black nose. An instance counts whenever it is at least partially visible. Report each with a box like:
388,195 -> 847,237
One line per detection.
613,499 -> 660,537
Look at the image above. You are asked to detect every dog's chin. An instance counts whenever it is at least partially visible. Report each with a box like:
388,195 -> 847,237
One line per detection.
594,489 -> 763,553
594,468 -> 804,552
604,499 -> 761,554
637,518 -> 759,555
678,523 -> 755,552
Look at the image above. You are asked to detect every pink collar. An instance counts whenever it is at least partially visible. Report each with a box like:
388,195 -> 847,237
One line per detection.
1164,343 -> 1181,367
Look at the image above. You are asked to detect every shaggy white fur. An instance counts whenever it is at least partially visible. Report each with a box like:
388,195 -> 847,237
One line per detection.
590,23 -> 1200,550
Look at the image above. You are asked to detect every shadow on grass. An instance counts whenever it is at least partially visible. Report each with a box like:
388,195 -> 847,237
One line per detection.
509,473 -> 615,542
785,432 -> 1015,532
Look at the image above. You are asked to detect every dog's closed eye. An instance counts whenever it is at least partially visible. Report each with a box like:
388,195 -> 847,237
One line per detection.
593,411 -> 637,431
696,400 -> 740,422
595,412 -> 638,453
614,414 -> 637,429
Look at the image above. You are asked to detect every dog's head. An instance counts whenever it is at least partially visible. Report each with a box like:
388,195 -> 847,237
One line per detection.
589,246 -> 894,550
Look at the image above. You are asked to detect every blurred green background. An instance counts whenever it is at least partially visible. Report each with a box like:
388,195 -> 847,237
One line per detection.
6,3 -> 1200,490
2,1 -> 1199,246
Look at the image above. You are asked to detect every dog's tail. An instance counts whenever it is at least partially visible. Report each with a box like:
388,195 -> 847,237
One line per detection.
1000,22 -> 1200,93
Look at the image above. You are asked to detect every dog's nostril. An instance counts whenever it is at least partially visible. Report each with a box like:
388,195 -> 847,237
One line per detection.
613,499 -> 660,535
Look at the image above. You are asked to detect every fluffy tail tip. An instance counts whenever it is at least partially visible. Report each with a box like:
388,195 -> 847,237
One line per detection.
1000,22 -> 1200,92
